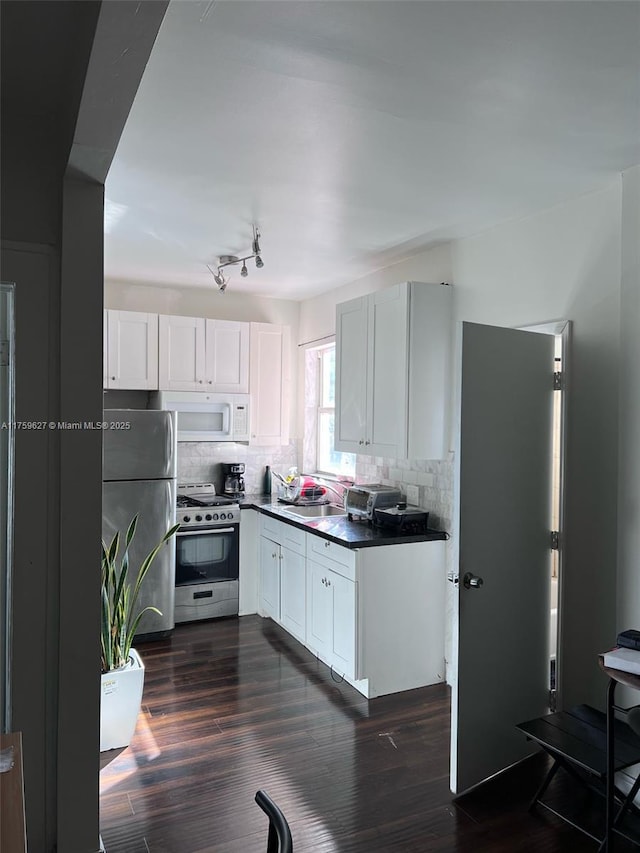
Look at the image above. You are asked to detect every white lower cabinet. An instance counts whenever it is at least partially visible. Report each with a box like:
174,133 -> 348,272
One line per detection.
306,559 -> 334,662
257,513 -> 445,698
280,547 -> 306,643
306,558 -> 356,679
259,515 -> 306,639
259,535 -> 280,621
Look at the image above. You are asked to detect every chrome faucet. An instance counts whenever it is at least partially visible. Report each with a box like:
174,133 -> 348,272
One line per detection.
314,479 -> 350,506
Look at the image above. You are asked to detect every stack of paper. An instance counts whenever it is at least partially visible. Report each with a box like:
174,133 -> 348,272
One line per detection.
603,646 -> 640,675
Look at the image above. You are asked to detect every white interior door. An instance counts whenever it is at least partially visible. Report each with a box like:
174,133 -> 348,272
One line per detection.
451,321 -> 554,795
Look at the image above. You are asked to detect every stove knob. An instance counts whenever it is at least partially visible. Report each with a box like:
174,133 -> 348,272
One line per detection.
212,513 -> 219,521
205,514 -> 212,521
195,514 -> 202,522
220,513 -> 226,520
184,515 -> 191,523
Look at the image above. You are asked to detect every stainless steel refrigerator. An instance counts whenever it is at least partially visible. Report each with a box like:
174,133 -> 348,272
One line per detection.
102,409 -> 177,640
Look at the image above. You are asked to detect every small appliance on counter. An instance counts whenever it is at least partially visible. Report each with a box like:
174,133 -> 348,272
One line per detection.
373,503 -> 430,534
345,484 -> 402,522
222,462 -> 245,498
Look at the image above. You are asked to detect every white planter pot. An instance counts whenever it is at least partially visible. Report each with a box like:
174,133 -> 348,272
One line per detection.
100,648 -> 145,752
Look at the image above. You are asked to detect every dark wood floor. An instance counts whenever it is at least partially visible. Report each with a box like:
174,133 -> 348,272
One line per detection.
100,616 -> 620,852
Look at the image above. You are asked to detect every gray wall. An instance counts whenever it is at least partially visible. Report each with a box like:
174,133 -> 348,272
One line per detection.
617,165 -> 640,706
0,2 -> 167,850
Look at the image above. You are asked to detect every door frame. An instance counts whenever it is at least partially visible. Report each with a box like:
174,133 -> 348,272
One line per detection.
518,319 -> 571,713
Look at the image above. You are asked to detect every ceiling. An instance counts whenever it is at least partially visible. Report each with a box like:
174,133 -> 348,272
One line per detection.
104,0 -> 640,300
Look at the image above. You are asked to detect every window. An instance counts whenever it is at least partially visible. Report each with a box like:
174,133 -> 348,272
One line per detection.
313,344 -> 355,479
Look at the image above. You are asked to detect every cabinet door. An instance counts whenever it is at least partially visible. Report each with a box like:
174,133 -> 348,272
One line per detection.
330,570 -> 356,679
259,536 -> 280,621
205,320 -> 249,392
366,284 -> 409,457
158,315 -> 206,391
249,323 -> 290,445
106,310 -> 159,390
335,297 -> 368,452
306,559 -> 332,660
280,546 -> 306,643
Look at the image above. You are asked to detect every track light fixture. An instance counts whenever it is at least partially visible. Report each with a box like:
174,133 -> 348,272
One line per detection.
206,225 -> 265,293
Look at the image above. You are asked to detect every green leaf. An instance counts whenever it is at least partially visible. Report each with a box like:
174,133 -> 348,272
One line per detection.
100,517 -> 178,673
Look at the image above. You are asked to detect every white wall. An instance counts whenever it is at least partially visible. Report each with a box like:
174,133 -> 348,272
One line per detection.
106,278 -> 300,327
298,243 -> 452,344
301,181 -> 625,711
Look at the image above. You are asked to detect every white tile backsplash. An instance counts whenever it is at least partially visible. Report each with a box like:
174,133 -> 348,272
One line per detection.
177,441 -> 298,493
354,454 -> 453,532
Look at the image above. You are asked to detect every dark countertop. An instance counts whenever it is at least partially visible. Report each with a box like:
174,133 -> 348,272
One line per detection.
238,493 -> 448,549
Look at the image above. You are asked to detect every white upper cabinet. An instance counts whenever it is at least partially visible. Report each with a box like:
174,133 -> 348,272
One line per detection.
335,282 -> 452,460
249,322 -> 290,446
335,284 -> 409,457
158,315 -> 204,390
204,320 -> 249,392
158,315 -> 249,392
334,297 -> 368,452
104,310 -> 159,390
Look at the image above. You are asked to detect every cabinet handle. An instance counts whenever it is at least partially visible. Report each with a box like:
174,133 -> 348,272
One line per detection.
111,376 -> 116,380
324,541 -> 330,548
358,439 -> 364,445
278,554 -> 283,561
365,440 -> 370,445
327,579 -> 331,586
208,380 -> 212,384
272,553 -> 277,559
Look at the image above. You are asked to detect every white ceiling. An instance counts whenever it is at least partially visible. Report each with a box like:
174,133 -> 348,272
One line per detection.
105,0 -> 640,300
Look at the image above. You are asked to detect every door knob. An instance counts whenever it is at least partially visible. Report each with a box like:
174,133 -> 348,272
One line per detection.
463,572 -> 484,590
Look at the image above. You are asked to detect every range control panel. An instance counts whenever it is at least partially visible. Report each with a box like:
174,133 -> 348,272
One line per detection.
177,508 -> 239,527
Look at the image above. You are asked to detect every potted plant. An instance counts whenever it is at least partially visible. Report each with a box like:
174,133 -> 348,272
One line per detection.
100,514 -> 179,752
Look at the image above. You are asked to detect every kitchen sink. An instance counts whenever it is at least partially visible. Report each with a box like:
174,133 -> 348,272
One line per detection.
282,504 -> 347,519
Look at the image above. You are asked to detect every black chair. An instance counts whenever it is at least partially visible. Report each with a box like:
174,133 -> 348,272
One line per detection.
255,789 -> 293,853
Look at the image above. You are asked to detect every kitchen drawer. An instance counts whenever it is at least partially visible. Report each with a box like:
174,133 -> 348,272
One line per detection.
260,513 -> 284,541
280,520 -> 306,555
259,513 -> 306,555
306,533 -> 356,581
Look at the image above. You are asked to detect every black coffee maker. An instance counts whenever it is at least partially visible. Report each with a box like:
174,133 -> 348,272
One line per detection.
222,462 -> 245,498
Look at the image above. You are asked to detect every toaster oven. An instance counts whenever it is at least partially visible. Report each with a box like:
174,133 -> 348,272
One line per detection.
344,484 -> 403,521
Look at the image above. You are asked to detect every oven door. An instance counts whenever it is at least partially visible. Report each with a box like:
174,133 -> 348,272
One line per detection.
175,525 -> 239,586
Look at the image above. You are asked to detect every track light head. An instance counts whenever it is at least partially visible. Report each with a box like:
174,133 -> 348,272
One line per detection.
218,281 -> 227,293
255,254 -> 264,269
241,261 -> 248,278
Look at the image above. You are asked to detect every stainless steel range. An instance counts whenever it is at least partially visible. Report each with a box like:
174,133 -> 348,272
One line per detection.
174,483 -> 240,623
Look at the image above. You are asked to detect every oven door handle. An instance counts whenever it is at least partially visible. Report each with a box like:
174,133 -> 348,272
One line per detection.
177,527 -> 236,537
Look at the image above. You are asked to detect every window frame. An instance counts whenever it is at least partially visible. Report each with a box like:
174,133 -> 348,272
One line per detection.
312,343 -> 355,479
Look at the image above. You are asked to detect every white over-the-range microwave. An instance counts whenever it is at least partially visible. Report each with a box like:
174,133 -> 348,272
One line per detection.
152,391 -> 250,442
